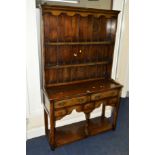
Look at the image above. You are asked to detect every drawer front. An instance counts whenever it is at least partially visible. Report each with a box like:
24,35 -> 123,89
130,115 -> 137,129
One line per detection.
95,100 -> 107,108
108,97 -> 118,106
55,96 -> 89,109
55,109 -> 66,117
84,103 -> 94,110
91,90 -> 118,101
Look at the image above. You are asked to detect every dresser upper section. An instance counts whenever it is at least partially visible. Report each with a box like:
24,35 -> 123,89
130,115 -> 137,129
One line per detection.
41,5 -> 119,88
42,5 -> 119,43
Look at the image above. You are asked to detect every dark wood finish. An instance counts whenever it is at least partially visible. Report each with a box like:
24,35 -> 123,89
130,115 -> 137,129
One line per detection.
45,41 -> 113,46
45,61 -> 111,69
84,112 -> 90,136
112,92 -> 122,130
44,109 -> 48,135
102,103 -> 106,117
55,116 -> 113,147
41,4 -> 122,150
49,102 -> 55,148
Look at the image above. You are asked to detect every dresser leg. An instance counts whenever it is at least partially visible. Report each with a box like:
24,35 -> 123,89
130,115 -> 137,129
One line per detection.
44,109 -> 48,136
112,98 -> 121,130
50,145 -> 55,151
49,127 -> 55,149
84,112 -> 90,136
49,103 -> 55,149
112,107 -> 117,130
102,103 -> 105,118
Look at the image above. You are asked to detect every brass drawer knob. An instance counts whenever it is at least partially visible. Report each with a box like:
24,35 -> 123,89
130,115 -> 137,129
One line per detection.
86,90 -> 90,93
59,102 -> 66,106
74,53 -> 77,57
78,98 -> 84,102
95,95 -> 101,100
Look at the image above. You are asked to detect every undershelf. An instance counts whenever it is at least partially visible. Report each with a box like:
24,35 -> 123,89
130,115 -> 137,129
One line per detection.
54,116 -> 113,147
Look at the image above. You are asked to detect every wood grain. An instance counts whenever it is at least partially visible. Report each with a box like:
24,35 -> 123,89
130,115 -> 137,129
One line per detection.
41,5 -> 122,150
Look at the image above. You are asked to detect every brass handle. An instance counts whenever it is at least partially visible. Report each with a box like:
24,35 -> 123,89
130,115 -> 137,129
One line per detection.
86,90 -> 90,93
95,95 -> 101,100
74,50 -> 82,57
59,102 -> 66,106
78,98 -> 84,103
74,53 -> 77,57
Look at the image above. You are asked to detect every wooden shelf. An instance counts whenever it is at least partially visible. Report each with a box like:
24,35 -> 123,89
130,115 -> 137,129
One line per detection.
45,41 -> 114,46
55,116 -> 113,147
45,61 -> 110,69
47,77 -> 106,87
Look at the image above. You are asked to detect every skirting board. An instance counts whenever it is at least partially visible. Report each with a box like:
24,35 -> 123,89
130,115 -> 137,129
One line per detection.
26,108 -> 112,140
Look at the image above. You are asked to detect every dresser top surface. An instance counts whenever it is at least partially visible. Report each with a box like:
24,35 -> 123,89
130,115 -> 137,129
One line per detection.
46,79 -> 122,102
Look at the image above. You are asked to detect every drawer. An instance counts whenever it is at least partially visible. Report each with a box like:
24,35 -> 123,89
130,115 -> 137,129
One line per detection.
95,100 -> 107,108
91,90 -> 118,101
108,97 -> 118,106
55,109 -> 66,117
84,103 -> 94,110
54,96 -> 90,109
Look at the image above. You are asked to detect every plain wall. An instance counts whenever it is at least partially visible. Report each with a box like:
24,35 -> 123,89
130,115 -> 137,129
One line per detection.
113,0 -> 129,96
26,0 -> 43,137
117,0 -> 129,95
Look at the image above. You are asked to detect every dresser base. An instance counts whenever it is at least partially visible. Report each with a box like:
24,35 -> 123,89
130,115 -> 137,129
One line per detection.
46,116 -> 114,149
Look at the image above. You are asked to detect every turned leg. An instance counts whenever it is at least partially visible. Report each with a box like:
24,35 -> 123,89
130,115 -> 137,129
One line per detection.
49,103 -> 55,150
84,112 -> 90,136
44,109 -> 48,136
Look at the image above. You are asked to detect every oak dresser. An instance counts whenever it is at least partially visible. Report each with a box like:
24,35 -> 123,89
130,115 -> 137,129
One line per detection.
40,4 -> 123,150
